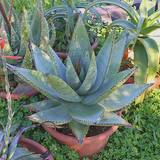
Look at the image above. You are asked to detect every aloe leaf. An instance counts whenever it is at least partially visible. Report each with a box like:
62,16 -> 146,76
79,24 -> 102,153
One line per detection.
31,44 -> 58,75
70,103 -> 104,125
85,0 -> 139,23
68,17 -> 94,72
28,105 -> 71,125
89,34 -> 113,93
47,47 -> 66,80
139,0 -> 148,18
31,5 -> 41,46
23,100 -> 60,112
83,68 -> 136,105
103,32 -> 128,83
37,0 -> 50,49
77,52 -> 97,95
141,24 -> 160,34
7,65 -> 61,102
95,112 -> 131,127
110,19 -> 137,30
134,41 -> 148,84
99,84 -> 151,112
66,57 -> 81,90
47,74 -> 81,102
69,121 -> 89,144
8,127 -> 31,160
148,9 -> 160,26
138,37 -> 159,82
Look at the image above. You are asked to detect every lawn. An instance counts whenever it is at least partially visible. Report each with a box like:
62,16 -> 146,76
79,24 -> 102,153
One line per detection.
0,90 -> 159,160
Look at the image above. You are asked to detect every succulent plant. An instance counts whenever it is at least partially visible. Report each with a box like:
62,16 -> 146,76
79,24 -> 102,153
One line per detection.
7,17 -> 151,143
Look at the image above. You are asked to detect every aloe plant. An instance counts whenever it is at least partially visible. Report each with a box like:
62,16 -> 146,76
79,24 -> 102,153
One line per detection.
85,0 -> 160,103
7,17 -> 150,143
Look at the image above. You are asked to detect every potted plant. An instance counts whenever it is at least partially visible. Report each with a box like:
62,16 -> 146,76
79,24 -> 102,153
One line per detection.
0,40 -> 53,160
86,0 -> 160,103
7,17 -> 151,158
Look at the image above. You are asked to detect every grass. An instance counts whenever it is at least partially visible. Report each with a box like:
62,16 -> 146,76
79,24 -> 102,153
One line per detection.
0,90 -> 160,159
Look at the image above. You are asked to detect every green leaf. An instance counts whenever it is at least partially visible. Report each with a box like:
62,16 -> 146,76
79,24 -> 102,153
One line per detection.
32,44 -> 58,75
95,112 -> 131,127
103,32 -> 128,82
99,84 -> 151,112
141,24 -> 160,34
134,41 -> 148,84
89,34 -> 113,93
139,0 -> 148,18
148,9 -> 160,26
70,103 -> 104,125
28,105 -> 71,125
47,74 -> 81,102
69,121 -> 89,144
31,6 -> 41,46
83,68 -> 136,105
138,37 -> 159,82
68,17 -> 94,72
85,0 -> 139,23
77,52 -> 97,95
66,57 -> 81,90
7,65 -> 62,102
23,100 -> 60,112
47,46 -> 66,80
110,19 -> 136,30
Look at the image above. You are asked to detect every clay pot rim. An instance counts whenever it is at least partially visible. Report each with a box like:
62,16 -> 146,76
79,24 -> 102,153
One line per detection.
19,137 -> 54,160
43,125 -> 118,141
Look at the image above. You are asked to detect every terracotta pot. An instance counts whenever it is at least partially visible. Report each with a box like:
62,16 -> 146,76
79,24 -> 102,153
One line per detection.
56,39 -> 98,60
19,137 -> 54,160
42,125 -> 118,159
123,49 -> 129,61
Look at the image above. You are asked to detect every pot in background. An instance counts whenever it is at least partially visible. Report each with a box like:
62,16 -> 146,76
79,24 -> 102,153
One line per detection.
19,137 -> 54,160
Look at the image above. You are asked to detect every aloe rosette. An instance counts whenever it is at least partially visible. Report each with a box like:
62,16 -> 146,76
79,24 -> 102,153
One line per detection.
7,18 -> 151,143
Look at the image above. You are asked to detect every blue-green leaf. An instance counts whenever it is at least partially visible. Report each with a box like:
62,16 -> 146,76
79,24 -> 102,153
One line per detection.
66,57 -> 81,90
70,103 -> 104,125
7,65 -> 61,102
110,19 -> 137,30
99,84 -> 151,112
47,74 -> 81,102
77,52 -> 97,95
23,100 -> 60,112
138,37 -> 159,82
32,44 -> 58,75
95,112 -> 131,127
69,121 -> 89,144
28,105 -> 71,125
68,17 -> 94,72
103,32 -> 128,83
83,68 -> 135,105
89,34 -> 113,93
